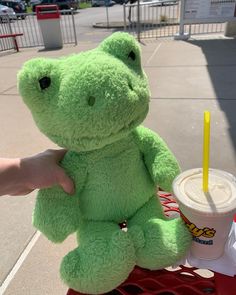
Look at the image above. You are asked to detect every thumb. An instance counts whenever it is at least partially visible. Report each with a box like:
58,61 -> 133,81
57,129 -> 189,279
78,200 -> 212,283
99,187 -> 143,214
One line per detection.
56,168 -> 75,195
51,149 -> 67,163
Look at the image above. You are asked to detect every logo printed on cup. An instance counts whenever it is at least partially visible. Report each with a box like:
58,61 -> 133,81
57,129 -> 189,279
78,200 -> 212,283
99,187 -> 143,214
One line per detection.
180,212 -> 216,244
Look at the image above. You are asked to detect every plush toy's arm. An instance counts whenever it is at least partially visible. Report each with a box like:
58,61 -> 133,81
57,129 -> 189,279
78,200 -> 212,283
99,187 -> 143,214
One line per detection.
33,151 -> 87,243
132,126 -> 181,192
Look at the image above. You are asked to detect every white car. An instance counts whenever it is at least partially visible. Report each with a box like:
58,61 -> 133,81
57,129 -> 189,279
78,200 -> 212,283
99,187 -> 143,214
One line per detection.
0,4 -> 16,21
29,0 -> 41,5
142,0 -> 178,4
91,0 -> 115,7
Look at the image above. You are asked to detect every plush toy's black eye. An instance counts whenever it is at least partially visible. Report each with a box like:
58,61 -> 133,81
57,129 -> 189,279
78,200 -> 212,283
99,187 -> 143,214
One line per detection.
128,51 -> 136,61
39,77 -> 51,90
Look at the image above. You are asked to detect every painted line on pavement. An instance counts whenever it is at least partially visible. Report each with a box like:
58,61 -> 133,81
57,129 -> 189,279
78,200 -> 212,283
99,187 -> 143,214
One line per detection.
0,231 -> 41,295
146,43 -> 162,66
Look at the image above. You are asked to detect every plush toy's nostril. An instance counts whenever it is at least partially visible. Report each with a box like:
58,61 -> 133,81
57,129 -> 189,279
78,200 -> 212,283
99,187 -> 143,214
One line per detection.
87,96 -> 96,106
128,83 -> 133,91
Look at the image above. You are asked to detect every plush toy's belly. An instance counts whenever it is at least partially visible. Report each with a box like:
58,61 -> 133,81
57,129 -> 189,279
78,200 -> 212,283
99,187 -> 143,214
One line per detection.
79,147 -> 156,222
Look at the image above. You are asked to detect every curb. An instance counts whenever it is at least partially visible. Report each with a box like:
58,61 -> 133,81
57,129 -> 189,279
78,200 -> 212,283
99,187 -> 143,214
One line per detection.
93,22 -> 125,29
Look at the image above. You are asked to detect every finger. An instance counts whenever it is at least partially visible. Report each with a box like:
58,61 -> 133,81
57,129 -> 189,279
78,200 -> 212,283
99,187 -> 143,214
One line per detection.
48,149 -> 67,163
10,188 -> 34,196
56,169 -> 75,195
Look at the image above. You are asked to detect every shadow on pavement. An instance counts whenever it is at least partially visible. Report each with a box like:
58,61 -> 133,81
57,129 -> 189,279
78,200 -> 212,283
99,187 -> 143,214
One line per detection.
187,38 -> 236,155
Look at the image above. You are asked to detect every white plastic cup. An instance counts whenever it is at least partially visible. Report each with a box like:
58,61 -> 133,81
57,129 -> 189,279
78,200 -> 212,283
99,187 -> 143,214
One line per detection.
173,168 -> 236,260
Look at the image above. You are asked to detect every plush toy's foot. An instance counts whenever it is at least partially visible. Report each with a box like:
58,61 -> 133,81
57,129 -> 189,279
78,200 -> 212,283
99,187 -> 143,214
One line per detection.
135,218 -> 192,269
128,196 -> 191,270
60,221 -> 136,294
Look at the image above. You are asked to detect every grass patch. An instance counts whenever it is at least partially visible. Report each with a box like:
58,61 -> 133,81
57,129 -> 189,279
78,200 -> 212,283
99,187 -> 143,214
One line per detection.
26,6 -> 32,13
79,2 -> 91,9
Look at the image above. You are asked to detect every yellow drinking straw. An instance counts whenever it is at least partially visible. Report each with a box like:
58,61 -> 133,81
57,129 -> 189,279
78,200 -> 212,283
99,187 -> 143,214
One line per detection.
203,111 -> 211,192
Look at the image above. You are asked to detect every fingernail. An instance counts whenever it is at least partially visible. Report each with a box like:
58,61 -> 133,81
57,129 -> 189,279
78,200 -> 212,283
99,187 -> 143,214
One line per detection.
67,187 -> 75,195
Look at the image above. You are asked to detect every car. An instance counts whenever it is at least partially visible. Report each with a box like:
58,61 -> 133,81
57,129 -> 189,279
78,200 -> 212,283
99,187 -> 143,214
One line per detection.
32,0 -> 79,11
30,0 -> 41,4
0,3 -> 16,20
113,0 -> 124,4
0,0 -> 26,19
141,0 -> 178,4
91,0 -> 115,7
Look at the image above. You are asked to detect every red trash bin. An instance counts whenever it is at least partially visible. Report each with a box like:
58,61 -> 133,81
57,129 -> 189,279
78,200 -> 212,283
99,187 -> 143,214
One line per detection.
36,5 -> 63,49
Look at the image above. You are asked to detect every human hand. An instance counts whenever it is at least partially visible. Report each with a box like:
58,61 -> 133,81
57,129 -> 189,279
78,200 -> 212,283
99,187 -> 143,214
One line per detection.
20,149 -> 75,195
0,149 -> 74,196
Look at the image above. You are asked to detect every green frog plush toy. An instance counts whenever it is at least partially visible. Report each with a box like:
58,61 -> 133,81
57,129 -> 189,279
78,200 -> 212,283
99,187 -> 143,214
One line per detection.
18,32 -> 191,294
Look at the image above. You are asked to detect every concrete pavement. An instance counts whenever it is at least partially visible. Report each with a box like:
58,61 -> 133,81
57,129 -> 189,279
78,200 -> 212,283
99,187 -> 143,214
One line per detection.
0,34 -> 236,294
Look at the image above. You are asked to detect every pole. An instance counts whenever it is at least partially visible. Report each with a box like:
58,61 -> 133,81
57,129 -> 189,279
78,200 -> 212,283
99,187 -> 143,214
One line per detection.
71,9 -> 77,46
106,1 -> 110,28
179,0 -> 185,37
137,0 -> 140,42
174,0 -> 189,40
123,3 -> 127,31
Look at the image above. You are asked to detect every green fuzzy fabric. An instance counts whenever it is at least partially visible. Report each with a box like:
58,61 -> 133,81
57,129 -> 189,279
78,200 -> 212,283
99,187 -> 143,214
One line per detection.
18,32 -> 191,294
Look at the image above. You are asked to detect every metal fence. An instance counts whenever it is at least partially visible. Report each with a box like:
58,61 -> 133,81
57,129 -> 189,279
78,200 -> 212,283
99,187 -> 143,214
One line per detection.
183,22 -> 225,37
123,0 -> 226,40
0,16 -> 15,51
0,10 -> 77,52
124,1 -> 181,38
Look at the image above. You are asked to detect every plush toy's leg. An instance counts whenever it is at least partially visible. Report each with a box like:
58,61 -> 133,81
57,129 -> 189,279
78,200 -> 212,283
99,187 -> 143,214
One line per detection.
128,196 -> 192,270
60,221 -> 136,294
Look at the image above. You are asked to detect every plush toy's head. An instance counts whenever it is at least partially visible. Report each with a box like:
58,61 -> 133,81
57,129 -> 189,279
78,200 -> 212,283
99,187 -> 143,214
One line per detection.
18,33 -> 150,151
